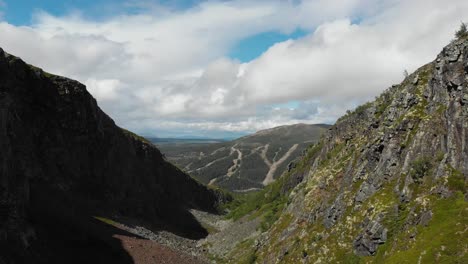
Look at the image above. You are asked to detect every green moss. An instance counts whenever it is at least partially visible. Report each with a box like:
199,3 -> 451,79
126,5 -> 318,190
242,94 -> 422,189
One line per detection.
270,214 -> 293,239
337,102 -> 372,123
259,196 -> 288,231
413,98 -> 429,119
94,216 -> 119,226
354,102 -> 373,116
374,202 -> 410,262
320,143 -> 345,167
243,252 -> 257,264
228,239 -> 258,264
27,63 -> 54,78
343,253 -> 362,264
121,128 -> 152,144
382,192 -> 468,263
257,214 -> 294,261
375,97 -> 392,119
297,142 -> 323,171
436,104 -> 447,115
435,151 -> 445,162
225,182 -> 281,221
455,22 -> 468,39
447,166 -> 467,193
207,253 -> 227,264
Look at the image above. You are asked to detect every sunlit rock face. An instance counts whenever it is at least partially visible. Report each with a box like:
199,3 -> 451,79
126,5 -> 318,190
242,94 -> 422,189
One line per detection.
251,38 -> 467,263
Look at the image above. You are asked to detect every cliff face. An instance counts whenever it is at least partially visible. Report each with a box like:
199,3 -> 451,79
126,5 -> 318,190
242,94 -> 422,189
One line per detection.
0,49 -> 221,263
238,38 -> 467,263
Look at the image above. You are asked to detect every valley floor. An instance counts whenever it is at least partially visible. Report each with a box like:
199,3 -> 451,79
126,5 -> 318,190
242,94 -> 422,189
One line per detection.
94,209 -> 254,264
115,235 -> 205,264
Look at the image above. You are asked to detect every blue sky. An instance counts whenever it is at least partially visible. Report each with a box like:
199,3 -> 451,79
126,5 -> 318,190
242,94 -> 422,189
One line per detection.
2,0 -> 307,63
3,0 -> 113,25
229,29 -> 307,62
0,0 -> 465,138
2,0 -> 200,24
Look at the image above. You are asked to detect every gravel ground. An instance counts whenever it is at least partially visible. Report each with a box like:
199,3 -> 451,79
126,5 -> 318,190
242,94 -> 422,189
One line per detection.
115,234 -> 206,264
115,219 -> 209,261
195,211 -> 261,258
103,209 -> 260,263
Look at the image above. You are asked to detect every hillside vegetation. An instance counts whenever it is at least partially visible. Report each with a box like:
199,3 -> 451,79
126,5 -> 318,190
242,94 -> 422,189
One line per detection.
214,35 -> 468,264
158,124 -> 330,191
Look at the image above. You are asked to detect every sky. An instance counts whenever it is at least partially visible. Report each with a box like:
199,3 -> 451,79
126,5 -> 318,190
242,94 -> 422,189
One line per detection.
0,0 -> 467,138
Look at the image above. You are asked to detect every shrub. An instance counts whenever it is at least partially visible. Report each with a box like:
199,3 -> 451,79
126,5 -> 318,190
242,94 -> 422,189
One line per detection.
455,22 -> 468,39
410,156 -> 432,182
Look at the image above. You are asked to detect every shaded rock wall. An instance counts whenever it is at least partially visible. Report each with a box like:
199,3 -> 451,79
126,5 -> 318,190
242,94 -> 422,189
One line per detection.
0,48 -> 222,263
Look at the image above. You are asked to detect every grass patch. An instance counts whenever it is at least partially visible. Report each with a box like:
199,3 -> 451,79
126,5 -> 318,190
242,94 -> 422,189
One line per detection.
337,102 -> 372,123
228,239 -> 258,264
447,166 -> 467,194
226,174 -> 288,222
375,97 -> 392,119
382,192 -> 468,263
94,216 -> 119,227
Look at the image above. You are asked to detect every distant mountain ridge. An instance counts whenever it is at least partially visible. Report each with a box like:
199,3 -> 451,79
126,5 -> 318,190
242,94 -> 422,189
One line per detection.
158,123 -> 330,191
149,138 -> 227,144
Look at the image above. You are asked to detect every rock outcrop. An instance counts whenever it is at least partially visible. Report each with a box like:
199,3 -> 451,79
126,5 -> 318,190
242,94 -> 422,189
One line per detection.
0,49 -> 222,263
231,38 -> 467,263
353,216 -> 388,256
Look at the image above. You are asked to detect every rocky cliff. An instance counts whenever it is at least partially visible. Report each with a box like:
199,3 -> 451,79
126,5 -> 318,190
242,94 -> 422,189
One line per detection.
0,49 -> 222,263
224,38 -> 467,263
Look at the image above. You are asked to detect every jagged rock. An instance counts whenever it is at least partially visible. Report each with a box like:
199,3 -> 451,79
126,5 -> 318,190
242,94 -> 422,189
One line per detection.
353,219 -> 388,256
431,185 -> 452,198
281,170 -> 306,195
444,44 -> 461,62
287,161 -> 296,172
323,193 -> 346,228
355,181 -> 377,203
252,38 -> 468,262
417,210 -> 433,226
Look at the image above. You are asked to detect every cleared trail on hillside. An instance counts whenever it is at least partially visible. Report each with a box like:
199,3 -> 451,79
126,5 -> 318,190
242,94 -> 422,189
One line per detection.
226,145 -> 242,177
262,144 -> 299,185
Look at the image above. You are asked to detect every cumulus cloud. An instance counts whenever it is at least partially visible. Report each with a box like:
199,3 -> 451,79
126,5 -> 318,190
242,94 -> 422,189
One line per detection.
0,0 -> 467,137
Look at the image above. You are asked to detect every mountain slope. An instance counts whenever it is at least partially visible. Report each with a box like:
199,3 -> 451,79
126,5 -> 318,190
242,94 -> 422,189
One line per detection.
157,124 -> 330,191
0,48 -> 223,263
222,38 -> 468,263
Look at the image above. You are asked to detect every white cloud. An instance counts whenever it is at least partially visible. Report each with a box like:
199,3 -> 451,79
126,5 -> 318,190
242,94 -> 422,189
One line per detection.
0,0 -> 467,136
85,78 -> 122,101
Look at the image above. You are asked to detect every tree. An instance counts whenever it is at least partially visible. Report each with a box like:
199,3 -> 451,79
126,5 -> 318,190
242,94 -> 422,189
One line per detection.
403,69 -> 409,78
455,22 -> 468,39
